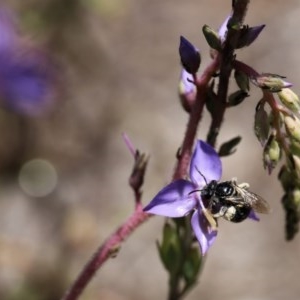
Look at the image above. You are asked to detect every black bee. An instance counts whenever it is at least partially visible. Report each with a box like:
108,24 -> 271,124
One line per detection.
201,178 -> 270,223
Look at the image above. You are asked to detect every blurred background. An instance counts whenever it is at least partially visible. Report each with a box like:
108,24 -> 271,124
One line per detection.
0,0 -> 299,299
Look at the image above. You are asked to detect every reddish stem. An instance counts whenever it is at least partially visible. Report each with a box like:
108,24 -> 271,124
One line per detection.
173,56 -> 220,179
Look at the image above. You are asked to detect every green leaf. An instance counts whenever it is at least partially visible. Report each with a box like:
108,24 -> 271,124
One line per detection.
218,136 -> 242,157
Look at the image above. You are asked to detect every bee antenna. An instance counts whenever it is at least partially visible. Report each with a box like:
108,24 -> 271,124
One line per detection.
188,189 -> 201,196
195,166 -> 208,185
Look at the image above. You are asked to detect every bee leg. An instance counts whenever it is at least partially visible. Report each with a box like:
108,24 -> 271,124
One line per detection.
231,177 -> 250,190
238,182 -> 250,190
201,206 -> 218,231
211,206 -> 227,219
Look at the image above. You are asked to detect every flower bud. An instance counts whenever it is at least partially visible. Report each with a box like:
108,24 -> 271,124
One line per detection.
178,69 -> 196,113
290,140 -> 300,157
202,25 -> 222,51
278,165 -> 294,191
282,191 -> 300,240
292,155 -> 300,178
263,136 -> 281,174
250,73 -> 292,92
284,116 -> 300,142
236,25 -> 265,49
179,36 -> 201,74
278,88 -> 300,113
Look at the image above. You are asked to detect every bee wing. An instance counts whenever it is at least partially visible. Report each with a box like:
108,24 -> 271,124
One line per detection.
235,186 -> 271,214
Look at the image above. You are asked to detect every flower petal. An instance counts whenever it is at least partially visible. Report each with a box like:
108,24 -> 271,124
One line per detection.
190,140 -> 222,187
218,14 -> 231,42
143,179 -> 197,217
191,210 -> 217,255
248,209 -> 260,221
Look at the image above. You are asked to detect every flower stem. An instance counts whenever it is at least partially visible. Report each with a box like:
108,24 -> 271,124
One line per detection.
173,56 -> 220,180
207,0 -> 250,147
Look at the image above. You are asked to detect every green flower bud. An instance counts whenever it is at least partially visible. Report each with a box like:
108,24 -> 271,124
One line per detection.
202,25 -> 222,51
278,165 -> 294,191
263,136 -> 281,173
292,155 -> 300,178
292,189 -> 300,207
284,116 -> 300,142
290,140 -> 300,157
282,191 -> 300,240
278,88 -> 300,112
250,73 -> 292,93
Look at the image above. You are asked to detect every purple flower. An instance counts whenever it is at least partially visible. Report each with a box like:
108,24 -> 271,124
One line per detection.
144,140 -> 222,255
0,8 -> 58,116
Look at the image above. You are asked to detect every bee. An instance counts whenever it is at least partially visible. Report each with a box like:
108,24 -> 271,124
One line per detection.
200,178 -> 271,224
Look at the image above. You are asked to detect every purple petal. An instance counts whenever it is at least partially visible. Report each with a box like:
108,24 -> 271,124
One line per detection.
191,210 -> 217,255
248,209 -> 260,221
179,36 -> 201,74
190,140 -> 222,187
179,69 -> 196,95
218,14 -> 231,42
144,179 -> 197,217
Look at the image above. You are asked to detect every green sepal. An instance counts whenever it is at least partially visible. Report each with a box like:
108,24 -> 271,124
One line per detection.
254,100 -> 270,146
234,69 -> 249,92
228,90 -> 249,106
218,136 -> 242,157
205,80 -> 218,116
182,247 -> 201,287
156,222 -> 181,276
202,25 -> 222,51
263,135 -> 281,174
281,191 -> 300,240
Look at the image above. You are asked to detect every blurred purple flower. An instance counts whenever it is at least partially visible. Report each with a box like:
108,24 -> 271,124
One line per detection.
144,140 -> 222,255
0,8 -> 58,116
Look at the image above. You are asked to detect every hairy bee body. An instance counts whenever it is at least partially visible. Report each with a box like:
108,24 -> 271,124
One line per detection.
201,178 -> 270,223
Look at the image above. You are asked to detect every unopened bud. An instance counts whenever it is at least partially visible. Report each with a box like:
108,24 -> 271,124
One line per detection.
129,151 -> 149,193
278,165 -> 294,191
292,155 -> 300,178
202,25 -> 222,51
179,36 -> 201,74
263,136 -> 281,173
292,189 -> 300,207
284,116 -> 300,142
250,73 -> 292,93
278,88 -> 300,113
236,25 -> 265,49
290,140 -> 300,157
282,191 -> 300,240
178,69 -> 196,112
